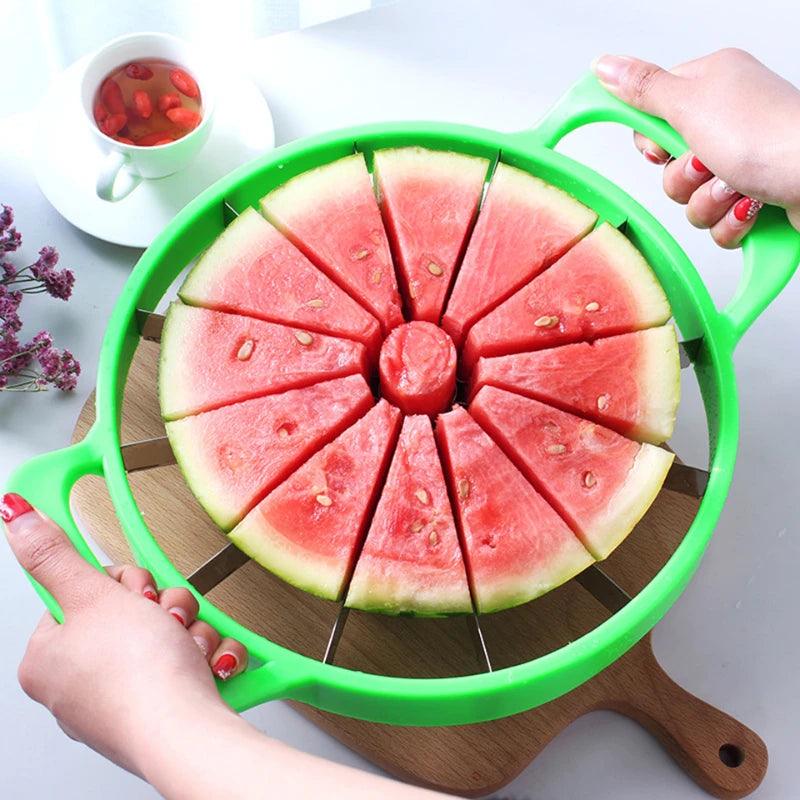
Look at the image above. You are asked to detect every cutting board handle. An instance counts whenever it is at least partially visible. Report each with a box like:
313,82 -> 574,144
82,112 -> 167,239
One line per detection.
526,72 -> 800,350
596,635 -> 767,799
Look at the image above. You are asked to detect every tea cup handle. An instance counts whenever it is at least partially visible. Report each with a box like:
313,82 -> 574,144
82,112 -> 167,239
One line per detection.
96,149 -> 142,202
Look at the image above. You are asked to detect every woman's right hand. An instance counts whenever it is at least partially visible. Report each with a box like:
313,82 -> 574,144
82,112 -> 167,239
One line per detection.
591,48 -> 800,247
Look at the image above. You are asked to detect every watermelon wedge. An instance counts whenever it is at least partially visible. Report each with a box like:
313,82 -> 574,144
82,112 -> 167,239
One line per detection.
159,303 -> 369,420
373,147 -> 489,324
229,400 -> 401,601
468,326 -> 680,445
435,406 -> 594,614
260,153 -> 404,334
461,222 -> 672,372
346,415 -> 472,615
164,374 -> 374,531
177,207 -> 382,359
469,386 -> 675,560
441,162 -> 598,348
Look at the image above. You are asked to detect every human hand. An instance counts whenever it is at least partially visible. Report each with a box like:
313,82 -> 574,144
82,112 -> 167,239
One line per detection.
1,493 -> 247,778
591,48 -> 800,247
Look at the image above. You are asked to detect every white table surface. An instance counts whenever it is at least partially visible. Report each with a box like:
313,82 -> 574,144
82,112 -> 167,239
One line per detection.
2,1 -> 799,798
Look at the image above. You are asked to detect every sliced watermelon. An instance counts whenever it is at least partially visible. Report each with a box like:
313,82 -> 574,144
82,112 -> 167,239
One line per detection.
378,321 -> 457,417
159,303 -> 369,420
468,326 -> 680,445
164,374 -> 374,531
346,415 -> 472,615
373,146 -> 489,324
441,162 -> 598,348
177,207 -> 382,359
461,222 -> 672,372
469,386 -> 675,560
259,153 -> 404,334
435,406 -> 593,614
228,400 -> 401,601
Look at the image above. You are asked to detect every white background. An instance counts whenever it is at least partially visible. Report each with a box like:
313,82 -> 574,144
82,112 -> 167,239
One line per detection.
1,1 -> 799,797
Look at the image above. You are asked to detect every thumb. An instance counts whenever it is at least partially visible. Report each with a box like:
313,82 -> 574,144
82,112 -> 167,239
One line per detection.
2,493 -> 103,613
591,55 -> 682,119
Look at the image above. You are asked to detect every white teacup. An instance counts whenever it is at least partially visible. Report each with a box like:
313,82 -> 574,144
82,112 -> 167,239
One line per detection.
81,32 -> 217,202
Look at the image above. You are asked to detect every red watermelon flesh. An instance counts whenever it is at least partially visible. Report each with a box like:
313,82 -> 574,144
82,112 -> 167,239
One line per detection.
378,321 -> 457,417
164,374 -> 374,531
159,303 -> 369,420
177,207 -> 382,360
260,153 -> 404,334
346,415 -> 472,615
468,326 -> 680,445
469,386 -> 675,560
229,400 -> 401,601
373,147 -> 489,324
435,406 -> 594,614
441,162 -> 598,348
461,222 -> 672,372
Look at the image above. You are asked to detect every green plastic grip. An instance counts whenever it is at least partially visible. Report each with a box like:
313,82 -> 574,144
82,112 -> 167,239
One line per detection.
3,426 -> 106,623
527,73 -> 800,350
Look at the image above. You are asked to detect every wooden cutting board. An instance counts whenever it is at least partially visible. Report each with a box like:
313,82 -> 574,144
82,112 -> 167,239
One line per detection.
70,339 -> 767,799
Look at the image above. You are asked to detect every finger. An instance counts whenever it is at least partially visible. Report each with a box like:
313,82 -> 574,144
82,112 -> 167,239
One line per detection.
187,620 -> 222,664
686,177 -> 742,229
210,638 -> 248,681
591,55 -> 683,118
157,586 -> 199,628
708,197 -> 763,249
662,152 -> 713,205
2,493 -> 104,613
104,564 -> 158,602
633,131 -> 671,165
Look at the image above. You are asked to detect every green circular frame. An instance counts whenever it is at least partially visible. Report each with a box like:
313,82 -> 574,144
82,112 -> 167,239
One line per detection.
7,74 -> 800,726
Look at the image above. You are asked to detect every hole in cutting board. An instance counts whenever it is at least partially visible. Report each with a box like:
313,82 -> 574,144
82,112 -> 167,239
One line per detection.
719,743 -> 745,768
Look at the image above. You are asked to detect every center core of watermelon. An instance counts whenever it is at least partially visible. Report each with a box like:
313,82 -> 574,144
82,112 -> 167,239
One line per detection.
378,321 -> 457,416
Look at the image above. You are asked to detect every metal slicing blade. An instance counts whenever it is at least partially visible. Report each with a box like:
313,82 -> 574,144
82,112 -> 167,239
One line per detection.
121,437 -> 175,471
186,542 -> 251,594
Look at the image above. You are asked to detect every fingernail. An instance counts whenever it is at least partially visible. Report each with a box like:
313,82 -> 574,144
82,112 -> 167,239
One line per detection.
143,587 -> 158,602
212,653 -> 237,680
685,154 -> 711,180
169,607 -> 187,625
591,55 -> 635,89
731,196 -> 763,224
1,493 -> 34,525
193,635 -> 209,657
710,178 -> 739,203
643,149 -> 670,165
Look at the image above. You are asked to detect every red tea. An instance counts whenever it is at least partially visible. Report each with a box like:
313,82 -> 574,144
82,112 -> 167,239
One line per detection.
93,58 -> 203,147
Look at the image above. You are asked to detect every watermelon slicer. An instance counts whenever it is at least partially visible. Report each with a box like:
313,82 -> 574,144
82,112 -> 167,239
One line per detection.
7,72 -> 800,742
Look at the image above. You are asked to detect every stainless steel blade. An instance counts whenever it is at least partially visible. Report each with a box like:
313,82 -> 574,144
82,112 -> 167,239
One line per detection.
121,436 -> 176,471
664,461 -> 709,497
135,309 -> 165,342
323,605 -> 351,665
186,542 -> 250,594
466,613 -> 493,672
574,564 -> 631,614
679,337 -> 702,367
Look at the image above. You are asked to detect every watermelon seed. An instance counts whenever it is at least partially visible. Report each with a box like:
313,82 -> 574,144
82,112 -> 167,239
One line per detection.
547,444 -> 567,455
415,488 -> 430,505
411,521 -> 424,533
276,426 -> 290,439
294,331 -> 314,346
369,230 -> 382,245
585,301 -> 600,312
458,479 -> 470,499
353,249 -> 370,260
583,471 -> 597,488
306,299 -> 325,308
236,339 -> 255,361
371,269 -> 383,284
426,262 -> 443,277
429,530 -> 439,545
534,315 -> 559,328
315,493 -> 333,506
597,394 -> 610,410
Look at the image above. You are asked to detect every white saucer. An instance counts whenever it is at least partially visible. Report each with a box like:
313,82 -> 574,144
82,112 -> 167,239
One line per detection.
33,54 -> 275,248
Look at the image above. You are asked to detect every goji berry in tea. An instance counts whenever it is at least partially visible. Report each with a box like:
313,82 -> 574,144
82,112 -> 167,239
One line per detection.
169,68 -> 199,99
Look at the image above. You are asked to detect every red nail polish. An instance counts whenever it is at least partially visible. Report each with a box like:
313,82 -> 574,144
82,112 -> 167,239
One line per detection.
733,196 -> 762,222
643,150 -> 668,165
171,611 -> 186,625
213,653 -> 237,680
690,155 -> 709,173
1,493 -> 34,524
143,589 -> 158,602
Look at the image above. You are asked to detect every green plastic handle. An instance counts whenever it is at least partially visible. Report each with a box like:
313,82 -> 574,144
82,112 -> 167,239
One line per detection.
527,72 -> 800,348
3,425 -> 106,623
